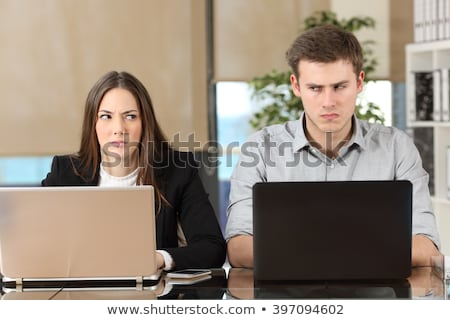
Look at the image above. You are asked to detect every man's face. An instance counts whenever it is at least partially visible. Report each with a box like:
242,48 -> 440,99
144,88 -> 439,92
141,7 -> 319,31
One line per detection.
290,59 -> 364,141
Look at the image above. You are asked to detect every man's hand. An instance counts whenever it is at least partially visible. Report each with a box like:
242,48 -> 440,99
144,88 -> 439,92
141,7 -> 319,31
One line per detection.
227,235 -> 254,268
412,234 -> 441,267
227,268 -> 255,299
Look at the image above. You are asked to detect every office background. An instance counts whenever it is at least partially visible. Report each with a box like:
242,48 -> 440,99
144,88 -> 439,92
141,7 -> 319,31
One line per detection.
2,0 -> 443,248
0,0 -> 411,152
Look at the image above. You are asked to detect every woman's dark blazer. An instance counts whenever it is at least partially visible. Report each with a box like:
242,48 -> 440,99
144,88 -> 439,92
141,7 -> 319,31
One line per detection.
41,150 -> 226,270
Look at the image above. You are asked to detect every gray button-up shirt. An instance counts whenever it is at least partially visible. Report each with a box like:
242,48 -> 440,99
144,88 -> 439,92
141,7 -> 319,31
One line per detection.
225,114 -> 440,248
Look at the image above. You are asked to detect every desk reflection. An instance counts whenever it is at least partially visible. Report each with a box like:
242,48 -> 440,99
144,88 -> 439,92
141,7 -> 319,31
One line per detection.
408,267 -> 445,299
227,267 -> 445,300
158,268 -> 227,299
2,289 -> 160,300
1,267 -> 445,300
1,279 -> 165,300
1,268 -> 227,300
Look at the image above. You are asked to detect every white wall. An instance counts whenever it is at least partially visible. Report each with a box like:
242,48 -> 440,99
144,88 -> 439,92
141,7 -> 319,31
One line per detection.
331,0 -> 390,79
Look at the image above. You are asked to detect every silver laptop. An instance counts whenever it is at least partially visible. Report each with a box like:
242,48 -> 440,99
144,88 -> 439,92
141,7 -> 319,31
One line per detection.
0,186 -> 158,289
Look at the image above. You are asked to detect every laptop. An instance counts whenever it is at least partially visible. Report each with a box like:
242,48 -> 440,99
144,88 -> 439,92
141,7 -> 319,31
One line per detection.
253,180 -> 412,282
0,186 -> 159,290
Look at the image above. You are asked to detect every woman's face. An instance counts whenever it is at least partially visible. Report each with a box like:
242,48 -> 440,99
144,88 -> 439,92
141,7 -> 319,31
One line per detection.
95,88 -> 142,168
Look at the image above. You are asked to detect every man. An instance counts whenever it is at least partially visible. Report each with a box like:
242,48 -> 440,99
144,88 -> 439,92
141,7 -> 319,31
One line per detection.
225,24 -> 441,268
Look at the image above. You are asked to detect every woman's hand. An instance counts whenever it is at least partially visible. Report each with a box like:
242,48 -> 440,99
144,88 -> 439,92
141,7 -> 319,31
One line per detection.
156,252 -> 165,269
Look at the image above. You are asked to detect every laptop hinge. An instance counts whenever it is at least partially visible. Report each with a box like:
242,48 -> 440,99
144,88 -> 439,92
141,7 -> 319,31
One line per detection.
135,276 -> 144,290
15,278 -> 23,292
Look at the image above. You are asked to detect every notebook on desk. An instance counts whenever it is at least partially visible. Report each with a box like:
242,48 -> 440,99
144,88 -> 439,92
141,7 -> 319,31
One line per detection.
253,180 -> 413,282
0,186 -> 159,289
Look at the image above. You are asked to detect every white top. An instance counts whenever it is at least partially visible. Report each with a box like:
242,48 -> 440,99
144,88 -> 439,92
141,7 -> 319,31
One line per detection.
98,165 -> 139,187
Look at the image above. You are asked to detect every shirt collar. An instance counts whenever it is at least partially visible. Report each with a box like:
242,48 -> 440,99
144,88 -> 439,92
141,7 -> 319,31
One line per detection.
349,116 -> 366,150
292,113 -> 366,152
292,113 -> 309,152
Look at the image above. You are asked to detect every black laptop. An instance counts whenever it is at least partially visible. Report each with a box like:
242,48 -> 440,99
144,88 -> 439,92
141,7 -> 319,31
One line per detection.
253,180 -> 412,282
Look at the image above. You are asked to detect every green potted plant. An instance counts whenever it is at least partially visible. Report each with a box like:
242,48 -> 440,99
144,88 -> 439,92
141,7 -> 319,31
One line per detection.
249,10 -> 385,131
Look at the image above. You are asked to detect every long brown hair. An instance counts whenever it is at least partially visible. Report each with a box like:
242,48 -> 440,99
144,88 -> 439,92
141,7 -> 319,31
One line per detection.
74,70 -> 169,210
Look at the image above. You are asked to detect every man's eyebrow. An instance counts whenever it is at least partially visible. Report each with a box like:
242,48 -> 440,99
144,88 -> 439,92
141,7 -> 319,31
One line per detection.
332,80 -> 350,86
304,82 -> 322,87
305,80 -> 349,87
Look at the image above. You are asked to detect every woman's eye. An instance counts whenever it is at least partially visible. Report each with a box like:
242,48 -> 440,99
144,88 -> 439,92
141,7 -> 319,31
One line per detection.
98,114 -> 111,120
125,114 -> 138,120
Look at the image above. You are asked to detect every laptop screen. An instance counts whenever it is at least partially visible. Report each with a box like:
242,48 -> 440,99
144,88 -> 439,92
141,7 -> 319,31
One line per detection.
253,180 -> 412,281
0,186 -> 157,283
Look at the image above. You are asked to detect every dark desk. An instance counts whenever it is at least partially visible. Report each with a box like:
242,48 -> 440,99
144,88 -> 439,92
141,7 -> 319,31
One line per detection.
227,267 -> 447,299
1,267 -> 447,300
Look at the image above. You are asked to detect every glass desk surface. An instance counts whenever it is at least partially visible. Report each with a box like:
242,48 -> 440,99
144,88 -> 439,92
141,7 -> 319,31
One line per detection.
1,266 -> 447,300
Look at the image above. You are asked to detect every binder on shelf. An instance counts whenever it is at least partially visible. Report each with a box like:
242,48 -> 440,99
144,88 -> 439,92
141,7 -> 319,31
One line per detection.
415,0 -> 450,41
414,71 -> 434,121
424,0 -> 432,41
423,0 -> 438,41
414,0 -> 425,42
432,0 -> 439,41
446,0 -> 450,39
433,69 -> 442,121
412,128 -> 435,196
447,146 -> 450,199
438,0 -> 446,40
442,68 -> 450,121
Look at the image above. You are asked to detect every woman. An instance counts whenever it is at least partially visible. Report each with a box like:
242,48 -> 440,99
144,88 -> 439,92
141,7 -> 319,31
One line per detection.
42,70 -> 226,271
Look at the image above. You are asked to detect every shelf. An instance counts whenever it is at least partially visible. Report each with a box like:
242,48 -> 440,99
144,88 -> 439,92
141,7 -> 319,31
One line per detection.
432,197 -> 450,206
407,39 -> 450,253
408,121 -> 450,128
407,39 -> 450,52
